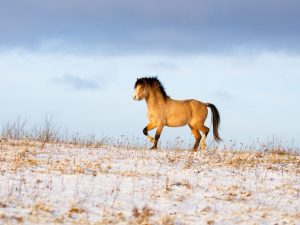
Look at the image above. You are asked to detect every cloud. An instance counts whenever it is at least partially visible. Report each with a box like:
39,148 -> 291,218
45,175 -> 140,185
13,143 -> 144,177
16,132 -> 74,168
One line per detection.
148,61 -> 179,71
52,74 -> 99,91
211,90 -> 232,101
1,0 -> 300,54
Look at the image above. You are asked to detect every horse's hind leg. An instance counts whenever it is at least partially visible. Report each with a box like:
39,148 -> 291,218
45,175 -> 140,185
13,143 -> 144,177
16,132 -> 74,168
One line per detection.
189,125 -> 201,151
199,126 -> 210,150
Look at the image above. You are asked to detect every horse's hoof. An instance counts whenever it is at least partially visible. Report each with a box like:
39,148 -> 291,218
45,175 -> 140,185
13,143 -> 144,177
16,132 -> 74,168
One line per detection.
200,145 -> 206,150
150,146 -> 157,150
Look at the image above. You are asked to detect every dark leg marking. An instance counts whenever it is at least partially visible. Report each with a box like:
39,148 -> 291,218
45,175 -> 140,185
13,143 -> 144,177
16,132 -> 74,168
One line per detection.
193,137 -> 201,151
151,134 -> 160,149
143,127 -> 148,136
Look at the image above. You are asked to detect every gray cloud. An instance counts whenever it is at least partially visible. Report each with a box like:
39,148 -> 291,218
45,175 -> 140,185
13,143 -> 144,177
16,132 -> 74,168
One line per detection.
212,90 -> 232,101
148,61 -> 179,71
52,74 -> 99,90
1,0 -> 300,54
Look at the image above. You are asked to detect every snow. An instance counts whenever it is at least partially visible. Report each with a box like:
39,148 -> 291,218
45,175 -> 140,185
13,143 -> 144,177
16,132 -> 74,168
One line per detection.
0,139 -> 299,224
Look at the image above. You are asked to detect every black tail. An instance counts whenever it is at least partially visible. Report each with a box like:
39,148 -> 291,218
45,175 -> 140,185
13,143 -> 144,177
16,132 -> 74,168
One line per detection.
206,103 -> 222,142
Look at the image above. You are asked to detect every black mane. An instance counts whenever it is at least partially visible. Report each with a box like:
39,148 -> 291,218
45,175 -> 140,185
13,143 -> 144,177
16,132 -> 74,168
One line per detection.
134,77 -> 169,99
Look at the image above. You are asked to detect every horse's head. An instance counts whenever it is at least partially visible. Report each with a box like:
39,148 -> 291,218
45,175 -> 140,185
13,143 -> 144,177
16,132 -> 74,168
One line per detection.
133,78 -> 149,101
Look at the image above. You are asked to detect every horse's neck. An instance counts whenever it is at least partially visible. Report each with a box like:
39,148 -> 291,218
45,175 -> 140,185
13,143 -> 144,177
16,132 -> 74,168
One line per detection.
145,91 -> 166,111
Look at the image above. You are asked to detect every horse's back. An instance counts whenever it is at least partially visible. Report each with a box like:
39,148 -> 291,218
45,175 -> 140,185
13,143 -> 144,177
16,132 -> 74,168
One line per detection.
165,98 -> 208,125
169,98 -> 207,113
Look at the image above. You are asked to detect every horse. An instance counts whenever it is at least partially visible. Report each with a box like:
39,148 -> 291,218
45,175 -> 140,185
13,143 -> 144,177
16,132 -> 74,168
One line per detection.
133,77 -> 222,151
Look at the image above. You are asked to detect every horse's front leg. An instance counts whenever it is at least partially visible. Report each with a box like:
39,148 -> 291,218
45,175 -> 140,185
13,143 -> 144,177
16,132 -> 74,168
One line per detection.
151,124 -> 164,149
143,122 -> 156,143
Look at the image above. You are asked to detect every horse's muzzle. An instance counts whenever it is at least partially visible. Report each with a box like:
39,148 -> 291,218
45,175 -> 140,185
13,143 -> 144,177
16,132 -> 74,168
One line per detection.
133,95 -> 139,101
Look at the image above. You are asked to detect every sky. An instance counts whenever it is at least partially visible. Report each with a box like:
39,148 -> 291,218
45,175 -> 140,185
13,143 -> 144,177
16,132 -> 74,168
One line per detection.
1,0 -> 300,147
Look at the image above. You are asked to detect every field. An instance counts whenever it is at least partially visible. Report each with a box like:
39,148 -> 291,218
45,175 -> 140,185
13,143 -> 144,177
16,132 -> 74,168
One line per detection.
0,137 -> 299,225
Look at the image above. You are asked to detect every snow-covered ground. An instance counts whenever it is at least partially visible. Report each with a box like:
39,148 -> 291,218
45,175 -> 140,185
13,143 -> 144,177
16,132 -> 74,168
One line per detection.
0,139 -> 299,224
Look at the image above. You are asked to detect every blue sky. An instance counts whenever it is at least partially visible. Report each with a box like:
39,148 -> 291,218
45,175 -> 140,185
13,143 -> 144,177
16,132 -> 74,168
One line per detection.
1,1 -> 300,147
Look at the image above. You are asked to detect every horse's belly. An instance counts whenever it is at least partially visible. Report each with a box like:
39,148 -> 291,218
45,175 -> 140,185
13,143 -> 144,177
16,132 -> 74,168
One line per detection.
165,105 -> 190,127
166,117 -> 188,127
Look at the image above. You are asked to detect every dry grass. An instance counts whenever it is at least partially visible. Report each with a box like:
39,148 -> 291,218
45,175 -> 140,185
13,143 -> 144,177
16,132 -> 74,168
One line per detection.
2,138 -> 298,177
0,117 -> 108,148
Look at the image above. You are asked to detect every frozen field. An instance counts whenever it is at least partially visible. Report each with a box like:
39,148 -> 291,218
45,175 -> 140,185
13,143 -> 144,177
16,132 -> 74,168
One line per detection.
0,139 -> 299,224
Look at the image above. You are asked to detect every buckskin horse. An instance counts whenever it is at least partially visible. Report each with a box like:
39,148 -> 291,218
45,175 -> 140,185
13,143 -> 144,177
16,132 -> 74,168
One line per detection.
133,77 -> 222,151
